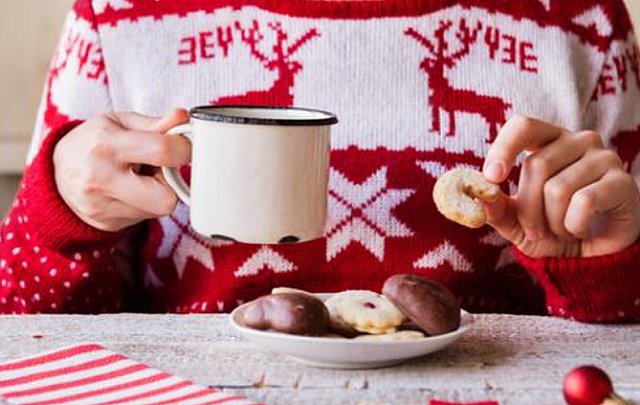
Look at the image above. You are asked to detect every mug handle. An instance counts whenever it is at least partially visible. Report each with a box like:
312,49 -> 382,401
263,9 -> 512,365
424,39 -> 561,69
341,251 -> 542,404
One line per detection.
161,123 -> 193,206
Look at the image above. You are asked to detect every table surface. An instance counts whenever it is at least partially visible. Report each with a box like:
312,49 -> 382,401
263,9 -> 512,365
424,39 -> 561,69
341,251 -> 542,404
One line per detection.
0,314 -> 638,405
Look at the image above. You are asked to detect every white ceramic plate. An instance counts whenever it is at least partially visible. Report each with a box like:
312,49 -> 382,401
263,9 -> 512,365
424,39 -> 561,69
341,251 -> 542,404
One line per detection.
230,293 -> 474,369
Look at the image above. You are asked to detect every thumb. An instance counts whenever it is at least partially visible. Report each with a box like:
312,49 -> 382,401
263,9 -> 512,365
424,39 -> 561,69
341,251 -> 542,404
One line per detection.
154,108 -> 189,132
482,193 -> 525,245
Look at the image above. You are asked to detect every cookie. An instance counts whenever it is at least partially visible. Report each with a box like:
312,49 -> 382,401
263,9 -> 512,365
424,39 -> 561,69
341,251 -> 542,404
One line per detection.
236,292 -> 330,336
433,167 -> 500,228
382,274 -> 460,336
324,290 -> 405,335
353,330 -> 425,341
271,286 -> 312,296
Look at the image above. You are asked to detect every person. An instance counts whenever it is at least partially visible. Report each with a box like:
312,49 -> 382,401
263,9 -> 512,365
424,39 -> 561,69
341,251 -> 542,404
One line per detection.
1,0 -> 639,322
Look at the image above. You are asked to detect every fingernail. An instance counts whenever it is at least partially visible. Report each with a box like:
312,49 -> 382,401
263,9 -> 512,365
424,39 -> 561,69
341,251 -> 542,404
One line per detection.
484,161 -> 504,182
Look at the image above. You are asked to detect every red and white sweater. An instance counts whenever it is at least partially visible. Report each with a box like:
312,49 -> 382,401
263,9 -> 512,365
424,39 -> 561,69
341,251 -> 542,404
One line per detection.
1,0 -> 640,321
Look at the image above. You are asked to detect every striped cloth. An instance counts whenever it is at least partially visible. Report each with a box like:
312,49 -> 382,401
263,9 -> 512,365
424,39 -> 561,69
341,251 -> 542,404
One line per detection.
0,344 -> 262,405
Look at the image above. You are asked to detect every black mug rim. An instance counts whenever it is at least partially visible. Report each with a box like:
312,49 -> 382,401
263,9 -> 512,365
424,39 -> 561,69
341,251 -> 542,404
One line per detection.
190,105 -> 338,126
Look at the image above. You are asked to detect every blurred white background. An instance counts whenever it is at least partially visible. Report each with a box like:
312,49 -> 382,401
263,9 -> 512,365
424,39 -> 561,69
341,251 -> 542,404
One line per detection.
0,0 -> 640,216
629,0 -> 640,28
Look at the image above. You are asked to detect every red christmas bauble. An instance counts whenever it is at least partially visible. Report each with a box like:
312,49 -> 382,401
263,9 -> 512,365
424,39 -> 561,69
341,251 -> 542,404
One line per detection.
563,365 -> 613,405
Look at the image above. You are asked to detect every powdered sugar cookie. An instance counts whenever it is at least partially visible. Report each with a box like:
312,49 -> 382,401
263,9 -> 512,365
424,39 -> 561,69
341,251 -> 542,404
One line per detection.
354,330 -> 425,341
324,290 -> 405,335
433,167 -> 500,228
271,286 -> 312,296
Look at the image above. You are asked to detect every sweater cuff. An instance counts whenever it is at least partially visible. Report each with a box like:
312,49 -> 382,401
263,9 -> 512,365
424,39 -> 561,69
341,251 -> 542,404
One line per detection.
514,242 -> 640,323
19,121 -> 122,252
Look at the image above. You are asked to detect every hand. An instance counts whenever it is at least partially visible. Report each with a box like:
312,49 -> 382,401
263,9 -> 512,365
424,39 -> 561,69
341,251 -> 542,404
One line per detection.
482,116 -> 640,258
53,109 -> 190,232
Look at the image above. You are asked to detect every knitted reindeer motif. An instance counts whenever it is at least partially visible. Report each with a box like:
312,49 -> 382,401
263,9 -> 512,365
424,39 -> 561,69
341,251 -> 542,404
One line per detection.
406,19 -> 511,142
213,20 -> 320,107
44,29 -> 107,134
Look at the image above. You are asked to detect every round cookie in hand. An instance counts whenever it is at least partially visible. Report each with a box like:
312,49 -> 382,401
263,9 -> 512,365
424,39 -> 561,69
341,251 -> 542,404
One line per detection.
236,292 -> 330,336
324,290 -> 405,335
382,274 -> 460,336
433,167 -> 500,228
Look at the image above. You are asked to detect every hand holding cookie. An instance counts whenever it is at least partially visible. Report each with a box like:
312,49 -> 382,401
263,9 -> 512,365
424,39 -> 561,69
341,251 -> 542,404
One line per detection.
480,116 -> 640,258
434,116 -> 640,258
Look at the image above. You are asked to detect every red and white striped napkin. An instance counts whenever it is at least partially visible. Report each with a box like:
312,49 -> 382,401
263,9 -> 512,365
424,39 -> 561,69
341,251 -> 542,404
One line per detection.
0,344 -> 263,405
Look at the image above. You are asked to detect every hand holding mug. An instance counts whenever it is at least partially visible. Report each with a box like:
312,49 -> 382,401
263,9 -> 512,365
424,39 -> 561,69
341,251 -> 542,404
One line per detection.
53,109 -> 191,232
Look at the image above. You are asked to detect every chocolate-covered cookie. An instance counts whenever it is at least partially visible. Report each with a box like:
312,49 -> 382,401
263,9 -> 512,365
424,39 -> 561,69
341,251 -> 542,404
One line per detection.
382,274 -> 460,336
236,292 -> 330,336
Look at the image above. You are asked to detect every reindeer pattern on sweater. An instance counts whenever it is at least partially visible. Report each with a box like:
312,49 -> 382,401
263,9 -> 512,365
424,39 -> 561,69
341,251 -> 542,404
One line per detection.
1,0 -> 640,321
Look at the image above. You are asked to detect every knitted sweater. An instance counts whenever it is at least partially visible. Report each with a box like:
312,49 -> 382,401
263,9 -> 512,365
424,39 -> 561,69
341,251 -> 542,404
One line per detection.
1,0 -> 640,321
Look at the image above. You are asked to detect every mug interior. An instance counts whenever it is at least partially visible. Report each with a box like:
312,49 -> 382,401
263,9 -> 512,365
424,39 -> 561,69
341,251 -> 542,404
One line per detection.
190,105 -> 338,126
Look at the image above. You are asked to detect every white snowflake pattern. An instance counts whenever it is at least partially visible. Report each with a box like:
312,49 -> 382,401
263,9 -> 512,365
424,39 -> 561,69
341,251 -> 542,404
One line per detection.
92,0 -> 134,14
156,203 -> 230,279
536,0 -> 551,11
326,167 -> 415,262
234,246 -> 297,277
143,265 -> 165,288
479,230 -> 516,270
572,5 -> 613,38
416,160 -> 478,179
413,240 -> 473,272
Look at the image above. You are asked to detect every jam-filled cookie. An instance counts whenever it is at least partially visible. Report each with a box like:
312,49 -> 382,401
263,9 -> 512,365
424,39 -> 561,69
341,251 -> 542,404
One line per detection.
324,290 -> 405,335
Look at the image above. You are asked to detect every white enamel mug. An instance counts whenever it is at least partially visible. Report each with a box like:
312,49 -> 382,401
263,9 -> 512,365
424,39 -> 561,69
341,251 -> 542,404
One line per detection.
161,106 -> 337,244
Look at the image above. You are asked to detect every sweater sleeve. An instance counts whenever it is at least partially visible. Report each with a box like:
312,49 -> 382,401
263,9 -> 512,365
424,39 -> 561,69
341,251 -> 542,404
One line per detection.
0,0 -> 128,314
515,0 -> 640,323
